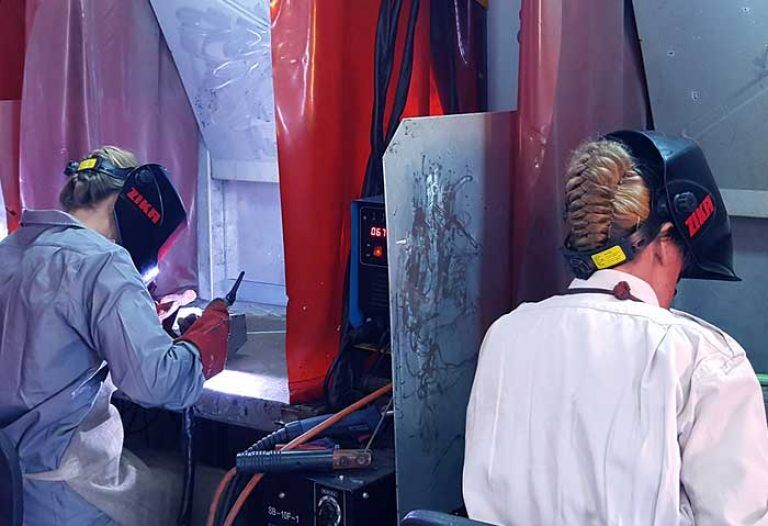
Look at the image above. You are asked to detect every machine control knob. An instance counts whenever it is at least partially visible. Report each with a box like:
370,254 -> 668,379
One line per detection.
317,495 -> 342,526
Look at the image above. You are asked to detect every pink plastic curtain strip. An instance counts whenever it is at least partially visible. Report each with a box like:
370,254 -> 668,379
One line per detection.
19,0 -> 199,293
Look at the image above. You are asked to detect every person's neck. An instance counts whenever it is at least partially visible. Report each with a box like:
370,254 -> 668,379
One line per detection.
615,262 -> 676,309
70,208 -> 116,241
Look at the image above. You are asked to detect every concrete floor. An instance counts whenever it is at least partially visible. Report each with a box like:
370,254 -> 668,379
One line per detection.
118,307 -> 306,525
132,448 -> 227,526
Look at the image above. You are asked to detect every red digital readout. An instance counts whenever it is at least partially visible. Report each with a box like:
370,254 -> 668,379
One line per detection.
370,226 -> 387,238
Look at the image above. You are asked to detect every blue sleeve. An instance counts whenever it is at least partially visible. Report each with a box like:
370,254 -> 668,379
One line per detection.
83,249 -> 205,411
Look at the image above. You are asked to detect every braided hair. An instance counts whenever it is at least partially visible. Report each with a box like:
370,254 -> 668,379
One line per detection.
564,140 -> 650,252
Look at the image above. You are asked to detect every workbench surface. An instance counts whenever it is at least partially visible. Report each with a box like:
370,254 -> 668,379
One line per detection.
195,306 -> 319,430
118,305 -> 318,431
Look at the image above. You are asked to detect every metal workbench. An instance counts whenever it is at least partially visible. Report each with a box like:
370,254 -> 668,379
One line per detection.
196,305 -> 320,431
118,305 -> 318,432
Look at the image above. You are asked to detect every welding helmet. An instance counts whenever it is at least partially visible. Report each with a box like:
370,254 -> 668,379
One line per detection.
562,130 -> 739,282
65,157 -> 187,281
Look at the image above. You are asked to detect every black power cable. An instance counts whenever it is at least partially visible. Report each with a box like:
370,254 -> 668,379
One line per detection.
177,408 -> 196,526
384,0 -> 421,147
326,0 -> 421,411
362,0 -> 421,198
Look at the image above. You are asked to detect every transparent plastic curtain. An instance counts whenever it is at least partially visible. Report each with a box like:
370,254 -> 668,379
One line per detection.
18,0 -> 199,294
0,0 -> 25,234
0,103 -> 18,239
512,0 -> 649,304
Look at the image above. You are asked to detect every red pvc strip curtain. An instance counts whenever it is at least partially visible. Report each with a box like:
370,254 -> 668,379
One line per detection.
272,0 -> 486,402
0,0 -> 25,233
511,0 -> 648,304
272,0 -> 425,403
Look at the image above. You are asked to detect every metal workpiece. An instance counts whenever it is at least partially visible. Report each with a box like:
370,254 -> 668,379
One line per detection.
383,112 -> 514,519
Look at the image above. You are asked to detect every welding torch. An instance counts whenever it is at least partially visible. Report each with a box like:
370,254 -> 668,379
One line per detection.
178,271 -> 245,526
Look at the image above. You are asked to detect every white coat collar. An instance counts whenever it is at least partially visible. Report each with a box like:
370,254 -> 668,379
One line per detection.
568,269 -> 660,307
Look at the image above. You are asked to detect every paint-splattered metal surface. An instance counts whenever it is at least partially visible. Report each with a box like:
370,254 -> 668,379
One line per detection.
383,112 -> 514,518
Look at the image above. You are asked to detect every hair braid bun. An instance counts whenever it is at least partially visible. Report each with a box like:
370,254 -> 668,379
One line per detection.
565,139 -> 650,251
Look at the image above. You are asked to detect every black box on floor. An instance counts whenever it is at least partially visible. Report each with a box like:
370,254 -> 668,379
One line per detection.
253,450 -> 396,526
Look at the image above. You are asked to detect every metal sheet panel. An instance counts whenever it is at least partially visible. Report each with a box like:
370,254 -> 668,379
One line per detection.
383,112 -> 514,518
222,180 -> 286,304
150,0 -> 279,182
196,141 -> 286,305
675,217 -> 768,373
634,2 -> 768,372
633,1 -> 768,194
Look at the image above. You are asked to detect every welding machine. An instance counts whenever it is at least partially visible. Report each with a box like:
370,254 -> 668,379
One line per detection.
253,451 -> 396,526
349,197 -> 389,328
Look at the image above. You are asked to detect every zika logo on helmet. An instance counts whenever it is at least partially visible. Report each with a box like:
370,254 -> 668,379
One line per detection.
127,187 -> 161,225
684,194 -> 715,238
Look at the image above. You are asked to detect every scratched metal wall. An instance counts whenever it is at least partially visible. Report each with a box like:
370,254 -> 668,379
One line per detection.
150,0 -> 279,183
633,1 -> 768,194
152,0 -> 286,304
633,1 -> 768,373
383,112 -> 514,518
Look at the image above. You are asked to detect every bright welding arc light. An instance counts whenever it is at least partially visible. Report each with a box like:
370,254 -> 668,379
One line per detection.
142,266 -> 160,284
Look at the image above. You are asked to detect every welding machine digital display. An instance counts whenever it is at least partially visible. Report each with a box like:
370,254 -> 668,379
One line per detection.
349,197 -> 389,328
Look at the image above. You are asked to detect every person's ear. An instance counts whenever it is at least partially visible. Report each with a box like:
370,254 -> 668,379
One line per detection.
658,222 -> 675,238
655,222 -> 680,267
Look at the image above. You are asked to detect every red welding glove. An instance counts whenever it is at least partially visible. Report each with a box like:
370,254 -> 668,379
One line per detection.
176,299 -> 231,379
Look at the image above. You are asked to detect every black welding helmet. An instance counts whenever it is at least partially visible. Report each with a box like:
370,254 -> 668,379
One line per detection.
113,164 -> 187,281
65,157 -> 187,282
562,130 -> 739,282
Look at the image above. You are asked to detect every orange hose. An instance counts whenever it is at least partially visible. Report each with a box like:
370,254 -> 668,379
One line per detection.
222,473 -> 264,526
206,468 -> 236,526
218,383 -> 393,526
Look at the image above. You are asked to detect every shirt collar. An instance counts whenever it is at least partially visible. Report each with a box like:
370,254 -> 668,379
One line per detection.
568,269 -> 660,307
21,209 -> 86,229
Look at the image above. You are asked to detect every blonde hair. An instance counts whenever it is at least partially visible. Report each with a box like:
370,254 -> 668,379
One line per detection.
59,145 -> 139,212
564,139 -> 650,251
89,145 -> 139,168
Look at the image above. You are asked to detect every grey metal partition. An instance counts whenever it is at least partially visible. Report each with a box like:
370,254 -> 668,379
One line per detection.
151,0 -> 286,304
633,1 -> 768,200
383,112 -> 514,519
633,1 -> 768,371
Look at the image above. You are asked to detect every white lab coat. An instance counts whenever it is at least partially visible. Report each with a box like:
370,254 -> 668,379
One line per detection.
463,270 -> 768,526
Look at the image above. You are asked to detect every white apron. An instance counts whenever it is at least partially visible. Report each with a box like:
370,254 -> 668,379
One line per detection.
25,379 -> 181,526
